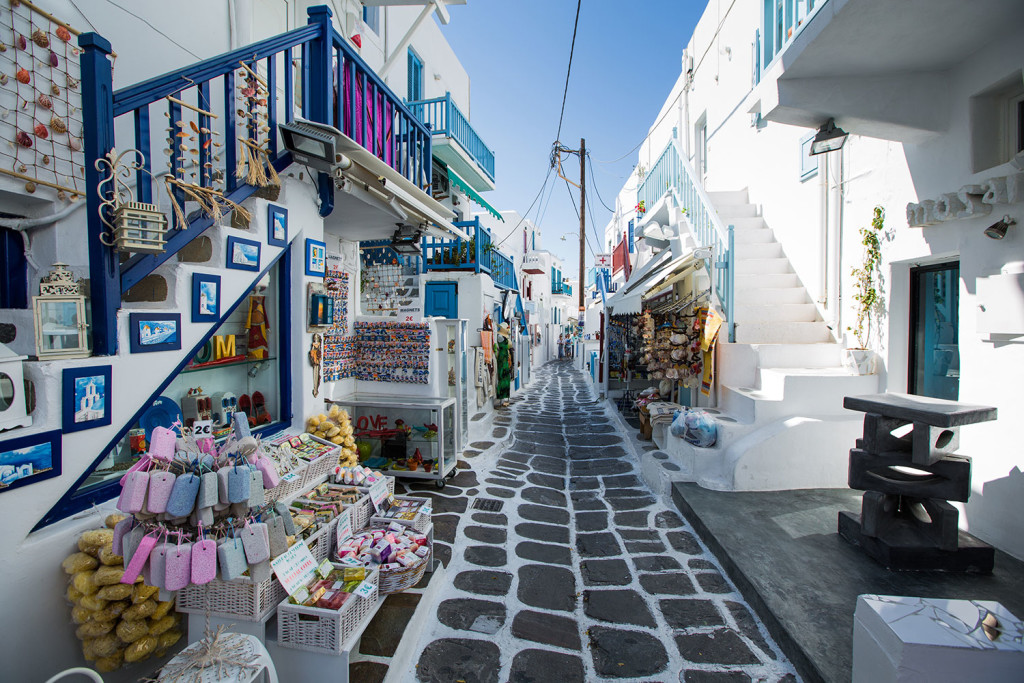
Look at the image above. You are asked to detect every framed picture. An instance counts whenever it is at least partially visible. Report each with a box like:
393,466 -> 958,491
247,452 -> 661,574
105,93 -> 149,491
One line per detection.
129,312 -> 182,353
0,430 -> 62,494
268,204 -> 288,247
191,273 -> 221,323
62,366 -> 112,433
227,236 -> 261,272
305,239 -> 327,277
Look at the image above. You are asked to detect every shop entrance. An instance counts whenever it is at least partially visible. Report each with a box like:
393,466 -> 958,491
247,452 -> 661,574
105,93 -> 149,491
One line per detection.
909,261 -> 959,400
425,282 -> 458,319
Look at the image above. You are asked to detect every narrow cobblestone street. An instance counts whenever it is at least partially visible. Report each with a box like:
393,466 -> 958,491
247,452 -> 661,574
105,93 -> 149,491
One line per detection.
405,360 -> 798,682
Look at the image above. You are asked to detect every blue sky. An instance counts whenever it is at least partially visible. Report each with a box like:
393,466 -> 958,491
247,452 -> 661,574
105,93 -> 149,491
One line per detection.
441,0 -> 705,272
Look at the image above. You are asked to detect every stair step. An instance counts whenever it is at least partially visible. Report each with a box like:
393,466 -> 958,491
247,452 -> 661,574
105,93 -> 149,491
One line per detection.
736,303 -> 820,323
725,216 -> 768,231
735,257 -> 792,275
707,189 -> 748,205
739,287 -> 809,304
753,343 -> 845,369
735,321 -> 834,344
715,203 -> 758,218
734,241 -> 783,259
735,272 -> 801,289
732,227 -> 775,243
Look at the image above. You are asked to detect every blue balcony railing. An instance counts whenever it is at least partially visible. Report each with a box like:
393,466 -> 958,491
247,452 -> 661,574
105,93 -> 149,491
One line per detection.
82,5 -> 431,355
759,0 -> 827,79
408,92 -> 495,182
422,216 -> 516,290
637,139 -> 735,342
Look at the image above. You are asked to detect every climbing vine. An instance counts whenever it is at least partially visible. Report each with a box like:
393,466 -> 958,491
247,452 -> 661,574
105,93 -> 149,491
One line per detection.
849,206 -> 885,348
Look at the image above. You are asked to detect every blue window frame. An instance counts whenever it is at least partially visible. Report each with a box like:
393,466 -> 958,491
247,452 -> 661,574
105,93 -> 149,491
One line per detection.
362,5 -> 380,35
0,225 -> 28,308
407,49 -> 423,102
628,220 -> 635,253
799,132 -> 818,180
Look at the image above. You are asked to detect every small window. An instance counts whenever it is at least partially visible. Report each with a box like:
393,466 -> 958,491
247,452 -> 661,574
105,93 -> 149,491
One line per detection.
407,49 -> 423,102
969,71 -> 1024,172
362,6 -> 380,35
799,132 -> 818,180
1009,90 -> 1024,157
0,225 -> 28,309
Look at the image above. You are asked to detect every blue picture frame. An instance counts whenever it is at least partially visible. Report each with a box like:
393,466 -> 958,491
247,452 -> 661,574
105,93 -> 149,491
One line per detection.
62,365 -> 112,433
191,273 -> 221,323
129,312 -> 182,353
268,204 -> 288,247
0,429 -> 61,494
305,239 -> 327,277
227,236 -> 261,272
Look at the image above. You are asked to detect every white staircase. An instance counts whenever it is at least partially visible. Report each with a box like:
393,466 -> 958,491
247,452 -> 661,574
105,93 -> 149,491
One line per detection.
647,188 -> 880,495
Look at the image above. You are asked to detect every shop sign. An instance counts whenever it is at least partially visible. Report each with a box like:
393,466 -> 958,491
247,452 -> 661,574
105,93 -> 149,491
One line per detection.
369,477 -> 392,514
335,507 -> 354,547
398,301 -> 422,323
271,539 -> 317,596
594,253 -> 612,268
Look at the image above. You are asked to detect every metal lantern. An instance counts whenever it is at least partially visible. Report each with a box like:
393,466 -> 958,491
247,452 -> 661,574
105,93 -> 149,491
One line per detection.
32,263 -> 91,360
96,149 -> 169,254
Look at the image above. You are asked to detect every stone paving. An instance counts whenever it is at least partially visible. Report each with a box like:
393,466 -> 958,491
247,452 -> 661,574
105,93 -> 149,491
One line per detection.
404,361 -> 799,682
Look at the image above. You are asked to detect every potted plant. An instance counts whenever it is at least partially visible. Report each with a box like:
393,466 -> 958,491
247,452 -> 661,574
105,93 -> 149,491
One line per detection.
845,206 -> 885,375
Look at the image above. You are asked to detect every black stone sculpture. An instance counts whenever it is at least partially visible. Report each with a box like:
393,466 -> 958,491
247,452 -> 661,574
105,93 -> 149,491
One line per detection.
838,393 -> 997,572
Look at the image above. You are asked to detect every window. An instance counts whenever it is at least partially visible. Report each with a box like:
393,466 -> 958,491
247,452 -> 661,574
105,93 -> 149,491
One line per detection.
407,49 -> 423,102
0,225 -> 28,308
799,132 -> 819,180
969,71 -> 1024,171
628,220 -> 635,254
695,115 -> 708,185
362,5 -> 380,35
909,262 -> 959,401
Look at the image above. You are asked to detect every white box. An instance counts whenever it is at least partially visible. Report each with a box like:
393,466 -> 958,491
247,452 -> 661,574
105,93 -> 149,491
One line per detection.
853,594 -> 1024,683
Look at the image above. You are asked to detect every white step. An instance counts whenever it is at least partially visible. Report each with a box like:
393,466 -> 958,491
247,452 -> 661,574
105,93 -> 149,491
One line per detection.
735,273 -> 801,289
734,241 -> 783,259
735,320 -> 834,344
752,343 -> 845,369
721,367 -> 879,422
735,302 -> 820,323
715,203 -> 758,218
707,189 -> 748,205
726,216 -> 768,231
732,227 -> 775,244
739,287 -> 809,304
735,257 -> 792,275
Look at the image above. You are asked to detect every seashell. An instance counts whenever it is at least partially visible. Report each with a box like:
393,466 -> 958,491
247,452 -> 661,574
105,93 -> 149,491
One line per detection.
17,164 -> 26,173
68,137 -> 82,151
202,139 -> 211,149
237,108 -> 246,117
17,35 -> 27,51
16,131 -> 31,147
51,83 -> 59,96
34,122 -> 48,139
16,68 -> 30,84
31,29 -> 49,48
66,74 -> 79,89
49,116 -> 67,134
57,190 -> 66,200
258,98 -> 267,107
176,131 -> 189,138
69,193 -> 80,202
0,74 -> 6,85
163,149 -> 173,156
189,121 -> 199,133
37,93 -> 52,109
241,87 -> 255,98
213,141 -> 222,147
42,154 -> 50,165
25,181 -> 36,193
179,143 -> 187,151
56,26 -> 71,43
49,50 -> 58,68
0,43 -> 6,52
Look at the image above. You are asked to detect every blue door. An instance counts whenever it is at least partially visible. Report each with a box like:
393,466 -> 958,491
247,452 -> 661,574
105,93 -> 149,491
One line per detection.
425,282 -> 458,318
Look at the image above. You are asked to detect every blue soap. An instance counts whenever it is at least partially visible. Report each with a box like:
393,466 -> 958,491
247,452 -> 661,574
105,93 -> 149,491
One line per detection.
227,465 -> 250,504
165,472 -> 200,517
231,411 -> 251,439
218,538 -> 248,581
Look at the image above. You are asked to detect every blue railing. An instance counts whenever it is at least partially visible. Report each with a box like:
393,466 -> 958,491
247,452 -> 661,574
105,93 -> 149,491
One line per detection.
422,217 -> 516,290
637,139 -> 735,342
408,92 -> 495,182
489,248 -> 516,291
760,0 -> 826,79
82,5 -> 431,354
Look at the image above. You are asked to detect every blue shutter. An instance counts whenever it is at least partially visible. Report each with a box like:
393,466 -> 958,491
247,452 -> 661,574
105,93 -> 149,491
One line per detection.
628,220 -> 635,253
407,50 -> 423,102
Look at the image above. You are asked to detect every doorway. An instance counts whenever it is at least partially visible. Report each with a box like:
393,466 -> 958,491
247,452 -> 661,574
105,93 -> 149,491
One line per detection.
908,261 -> 959,400
424,281 -> 458,319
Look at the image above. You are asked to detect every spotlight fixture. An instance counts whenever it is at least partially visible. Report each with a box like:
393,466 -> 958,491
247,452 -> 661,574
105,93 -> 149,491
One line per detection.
390,223 -> 424,255
809,118 -> 849,155
984,215 -> 1016,240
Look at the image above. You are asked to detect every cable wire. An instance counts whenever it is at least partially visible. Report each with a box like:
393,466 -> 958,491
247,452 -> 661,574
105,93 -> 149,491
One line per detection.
562,177 -> 597,257
555,0 -> 583,142
495,165 -> 553,248
586,153 -> 616,213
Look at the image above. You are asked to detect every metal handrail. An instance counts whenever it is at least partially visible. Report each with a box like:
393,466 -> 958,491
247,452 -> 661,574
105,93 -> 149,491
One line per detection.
408,92 -> 496,182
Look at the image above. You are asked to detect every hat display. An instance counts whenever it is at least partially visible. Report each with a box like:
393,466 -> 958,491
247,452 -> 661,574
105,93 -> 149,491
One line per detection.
498,323 -> 511,339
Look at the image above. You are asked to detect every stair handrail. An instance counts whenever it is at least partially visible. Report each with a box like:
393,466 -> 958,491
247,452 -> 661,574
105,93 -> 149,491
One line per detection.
637,138 -> 735,341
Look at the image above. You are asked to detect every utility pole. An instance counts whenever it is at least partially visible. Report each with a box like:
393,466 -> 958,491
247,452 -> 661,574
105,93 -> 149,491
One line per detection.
578,137 -> 586,321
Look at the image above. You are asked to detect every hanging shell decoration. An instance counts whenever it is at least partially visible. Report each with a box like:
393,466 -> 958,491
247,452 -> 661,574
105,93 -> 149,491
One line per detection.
37,93 -> 52,109
0,73 -> 7,86
31,29 -> 49,48
25,182 -> 36,193
69,137 -> 82,152
16,131 -> 31,147
56,26 -> 71,42
49,116 -> 67,134
16,34 -> 27,51
66,74 -> 79,89
16,68 -> 30,84
48,50 -> 59,68
51,83 -> 60,96
34,122 -> 48,139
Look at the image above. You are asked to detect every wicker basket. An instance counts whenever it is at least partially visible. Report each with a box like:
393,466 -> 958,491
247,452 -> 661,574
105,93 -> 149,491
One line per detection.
175,520 -> 333,620
276,567 -> 380,653
301,442 -> 341,485
376,554 -> 429,595
267,462 -> 309,502
369,494 -> 431,533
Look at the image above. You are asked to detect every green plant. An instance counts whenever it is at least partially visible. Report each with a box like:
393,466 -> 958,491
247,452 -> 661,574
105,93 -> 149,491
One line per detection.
848,206 -> 885,348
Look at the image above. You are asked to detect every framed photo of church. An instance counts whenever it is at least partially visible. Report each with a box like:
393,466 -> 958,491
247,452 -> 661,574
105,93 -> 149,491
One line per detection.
62,365 -> 112,433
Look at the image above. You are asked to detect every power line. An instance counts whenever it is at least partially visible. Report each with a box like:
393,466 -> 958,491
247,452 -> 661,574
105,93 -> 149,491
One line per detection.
562,177 -> 597,257
592,99 -> 679,164
495,165 -> 553,248
555,0 -> 583,143
586,154 -> 616,213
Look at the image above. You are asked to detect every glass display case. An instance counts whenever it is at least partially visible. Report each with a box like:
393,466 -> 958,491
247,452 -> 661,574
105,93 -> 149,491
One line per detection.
438,319 -> 469,452
332,394 -> 457,488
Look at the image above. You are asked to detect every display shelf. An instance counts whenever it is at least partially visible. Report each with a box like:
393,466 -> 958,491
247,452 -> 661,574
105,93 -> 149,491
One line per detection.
182,356 -> 278,374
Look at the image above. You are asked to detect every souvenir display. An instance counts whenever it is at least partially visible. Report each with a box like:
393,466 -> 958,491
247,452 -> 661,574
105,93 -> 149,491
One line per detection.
335,525 -> 430,569
354,321 -> 430,384
359,243 -> 419,317
321,265 -> 355,382
62,513 -> 182,673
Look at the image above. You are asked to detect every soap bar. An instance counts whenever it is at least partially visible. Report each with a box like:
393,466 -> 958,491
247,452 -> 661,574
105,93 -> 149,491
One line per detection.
197,471 -> 219,508
121,533 -> 158,584
227,466 -> 250,504
146,471 -> 175,514
164,543 -> 192,591
145,542 -> 171,589
217,468 -> 231,504
148,426 -> 177,462
256,457 -> 280,489
165,473 -> 200,518
241,523 -> 270,564
118,470 -> 149,514
218,538 -> 247,581
111,516 -> 133,556
231,411 -> 251,439
190,539 -> 217,585
119,454 -> 152,486
276,504 -> 296,535
268,517 -> 289,558
249,469 -> 265,507
122,525 -> 146,565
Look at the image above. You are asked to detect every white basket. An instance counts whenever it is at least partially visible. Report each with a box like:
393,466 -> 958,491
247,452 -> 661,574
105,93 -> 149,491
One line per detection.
276,567 -> 380,654
369,494 -> 431,533
175,521 -> 333,621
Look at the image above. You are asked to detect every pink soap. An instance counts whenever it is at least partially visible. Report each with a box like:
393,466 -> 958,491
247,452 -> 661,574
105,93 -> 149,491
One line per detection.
146,471 -> 175,514
190,539 -> 217,585
148,426 -> 177,462
256,457 -> 280,489
119,454 -> 152,486
118,470 -> 149,514
164,543 -> 192,591
120,533 -> 158,584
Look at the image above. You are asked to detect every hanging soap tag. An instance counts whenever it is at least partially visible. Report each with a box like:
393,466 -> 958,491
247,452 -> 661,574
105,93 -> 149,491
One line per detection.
118,454 -> 152,486
196,506 -> 214,527
249,469 -> 265,507
122,526 -> 146,567
218,538 -> 248,581
249,559 -> 271,583
196,471 -> 218,509
256,457 -> 281,489
120,533 -> 158,584
145,542 -> 171,589
241,523 -> 270,564
165,473 -> 200,518
146,471 -> 176,514
190,538 -> 218,585
228,465 -> 251,504
118,470 -> 150,514
217,468 -> 232,504
267,516 -> 288,558
276,503 -> 296,535
164,543 -> 193,591
112,516 -> 133,556
148,426 -> 177,462
231,411 -> 251,439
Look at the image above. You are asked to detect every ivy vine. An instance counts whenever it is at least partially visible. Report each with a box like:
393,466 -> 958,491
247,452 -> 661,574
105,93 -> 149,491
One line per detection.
849,206 -> 885,348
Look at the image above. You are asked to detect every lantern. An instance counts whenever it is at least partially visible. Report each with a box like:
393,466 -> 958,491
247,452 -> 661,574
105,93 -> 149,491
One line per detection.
96,149 -> 168,254
0,342 -> 32,431
112,200 -> 168,253
32,263 -> 90,360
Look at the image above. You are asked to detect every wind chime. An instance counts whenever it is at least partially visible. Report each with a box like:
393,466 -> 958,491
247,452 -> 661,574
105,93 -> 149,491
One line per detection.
235,61 -> 280,198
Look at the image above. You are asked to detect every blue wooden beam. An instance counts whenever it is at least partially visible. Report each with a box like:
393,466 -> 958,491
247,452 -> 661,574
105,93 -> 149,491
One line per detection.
307,5 -> 335,218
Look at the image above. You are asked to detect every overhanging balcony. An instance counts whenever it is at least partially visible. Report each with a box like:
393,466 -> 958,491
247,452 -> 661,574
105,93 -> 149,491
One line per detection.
408,92 -> 496,192
756,0 -> 1024,142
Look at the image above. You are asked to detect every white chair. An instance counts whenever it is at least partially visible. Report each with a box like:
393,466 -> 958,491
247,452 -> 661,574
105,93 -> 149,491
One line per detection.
43,669 -> 104,683
159,633 -> 278,683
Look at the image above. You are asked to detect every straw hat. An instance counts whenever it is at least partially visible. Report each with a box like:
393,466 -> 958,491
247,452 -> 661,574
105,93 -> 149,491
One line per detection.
498,323 -> 511,339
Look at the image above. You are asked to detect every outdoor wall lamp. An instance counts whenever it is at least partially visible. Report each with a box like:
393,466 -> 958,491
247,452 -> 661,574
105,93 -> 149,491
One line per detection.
390,223 -> 424,255
809,118 -> 849,155
984,215 -> 1016,240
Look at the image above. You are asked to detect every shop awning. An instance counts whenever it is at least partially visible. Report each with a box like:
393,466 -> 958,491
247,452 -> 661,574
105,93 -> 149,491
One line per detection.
447,167 -> 504,222
604,244 -> 703,316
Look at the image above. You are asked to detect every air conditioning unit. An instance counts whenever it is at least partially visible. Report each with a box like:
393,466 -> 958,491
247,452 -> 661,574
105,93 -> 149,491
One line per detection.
431,161 -> 449,200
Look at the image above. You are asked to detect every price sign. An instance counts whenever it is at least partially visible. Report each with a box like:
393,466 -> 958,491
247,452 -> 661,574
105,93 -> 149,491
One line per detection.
270,540 -> 317,597
192,420 -> 213,437
335,508 -> 353,547
369,478 -> 391,514
337,556 -> 361,567
353,580 -> 376,600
